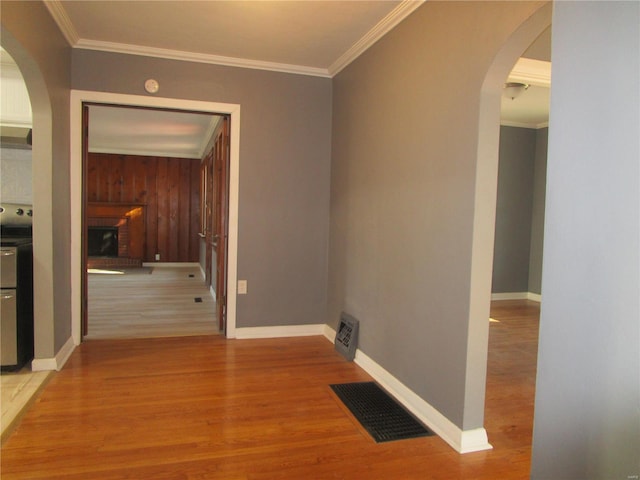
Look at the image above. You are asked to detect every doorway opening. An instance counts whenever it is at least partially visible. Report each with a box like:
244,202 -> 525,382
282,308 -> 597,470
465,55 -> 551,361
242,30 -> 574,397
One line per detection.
484,44 -> 550,451
81,103 -> 228,340
470,1 -> 551,454
0,32 -> 57,439
70,91 -> 240,345
1,32 -> 56,371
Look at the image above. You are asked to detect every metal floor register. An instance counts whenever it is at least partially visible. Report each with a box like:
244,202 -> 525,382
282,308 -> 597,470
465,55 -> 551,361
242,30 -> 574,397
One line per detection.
330,382 -> 433,443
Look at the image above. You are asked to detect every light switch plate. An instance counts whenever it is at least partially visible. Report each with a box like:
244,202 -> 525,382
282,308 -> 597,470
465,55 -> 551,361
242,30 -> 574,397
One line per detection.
238,280 -> 247,294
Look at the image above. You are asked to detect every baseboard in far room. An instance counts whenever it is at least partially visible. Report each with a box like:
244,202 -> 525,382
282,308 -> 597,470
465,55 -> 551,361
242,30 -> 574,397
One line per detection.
322,325 -> 493,454
142,262 -> 201,268
196,265 -> 215,300
235,324 -> 325,340
491,291 -> 541,302
31,336 -> 76,372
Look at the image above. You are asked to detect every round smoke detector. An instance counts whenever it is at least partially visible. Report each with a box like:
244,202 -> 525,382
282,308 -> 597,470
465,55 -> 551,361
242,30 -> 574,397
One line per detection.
144,79 -> 159,94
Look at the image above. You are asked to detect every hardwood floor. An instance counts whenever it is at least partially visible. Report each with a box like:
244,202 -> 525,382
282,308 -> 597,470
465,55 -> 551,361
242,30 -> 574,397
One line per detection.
485,300 -> 540,471
87,266 -> 219,339
0,300 -> 539,479
2,265 -> 215,444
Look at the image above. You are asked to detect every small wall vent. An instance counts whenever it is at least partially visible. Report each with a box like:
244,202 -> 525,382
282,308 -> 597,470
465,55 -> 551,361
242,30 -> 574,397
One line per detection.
335,312 -> 359,361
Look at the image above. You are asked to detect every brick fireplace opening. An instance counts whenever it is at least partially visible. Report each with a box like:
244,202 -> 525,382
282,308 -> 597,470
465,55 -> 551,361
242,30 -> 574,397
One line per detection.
87,204 -> 145,269
88,225 -> 119,257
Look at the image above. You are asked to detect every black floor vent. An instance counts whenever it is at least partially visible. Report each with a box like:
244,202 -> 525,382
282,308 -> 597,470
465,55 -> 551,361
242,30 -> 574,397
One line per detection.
330,382 -> 433,443
194,297 -> 203,303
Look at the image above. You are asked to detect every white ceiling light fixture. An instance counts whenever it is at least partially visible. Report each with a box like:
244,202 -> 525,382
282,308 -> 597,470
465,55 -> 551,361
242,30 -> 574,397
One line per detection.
504,82 -> 529,100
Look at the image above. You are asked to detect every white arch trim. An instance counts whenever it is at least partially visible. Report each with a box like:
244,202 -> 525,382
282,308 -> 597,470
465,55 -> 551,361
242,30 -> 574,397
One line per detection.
70,90 -> 240,344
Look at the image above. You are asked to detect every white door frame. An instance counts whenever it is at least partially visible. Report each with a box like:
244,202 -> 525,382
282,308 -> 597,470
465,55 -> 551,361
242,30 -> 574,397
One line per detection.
70,90 -> 240,343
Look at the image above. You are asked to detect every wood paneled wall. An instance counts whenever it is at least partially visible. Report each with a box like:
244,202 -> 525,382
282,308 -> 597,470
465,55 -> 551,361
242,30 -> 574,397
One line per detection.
87,153 -> 201,263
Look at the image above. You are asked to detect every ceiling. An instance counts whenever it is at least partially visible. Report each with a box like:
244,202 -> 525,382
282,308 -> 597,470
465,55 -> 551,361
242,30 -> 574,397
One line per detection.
88,106 -> 220,159
52,0 -> 412,77
2,1 -> 551,157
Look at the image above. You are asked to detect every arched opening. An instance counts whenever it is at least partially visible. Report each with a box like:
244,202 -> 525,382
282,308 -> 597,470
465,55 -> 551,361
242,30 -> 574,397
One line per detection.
1,29 -> 56,367
464,2 -> 552,450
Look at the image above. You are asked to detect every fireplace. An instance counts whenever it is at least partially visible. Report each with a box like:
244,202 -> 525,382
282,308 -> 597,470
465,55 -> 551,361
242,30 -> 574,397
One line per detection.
87,226 -> 118,257
86,203 -> 146,269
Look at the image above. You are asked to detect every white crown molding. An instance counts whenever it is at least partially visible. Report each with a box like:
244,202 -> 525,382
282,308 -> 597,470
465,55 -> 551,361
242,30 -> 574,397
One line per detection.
198,116 -> 222,159
329,0 -> 425,76
500,120 -> 549,130
1,58 -> 19,69
89,146 -> 201,160
45,0 -> 423,79
508,57 -> 551,87
43,0 -> 79,46
500,120 -> 537,129
74,39 -> 332,78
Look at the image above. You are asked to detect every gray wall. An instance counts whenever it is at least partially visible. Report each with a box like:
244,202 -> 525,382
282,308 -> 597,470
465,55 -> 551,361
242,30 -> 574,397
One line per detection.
1,1 -> 72,358
531,2 -> 640,478
329,1 -> 545,430
492,126 -> 547,295
7,6 -> 637,476
528,127 -> 547,294
492,126 -> 536,293
71,50 -> 332,328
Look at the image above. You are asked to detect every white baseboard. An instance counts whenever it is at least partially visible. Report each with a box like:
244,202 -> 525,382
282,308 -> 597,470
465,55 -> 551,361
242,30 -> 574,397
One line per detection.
235,324 -> 325,339
142,262 -> 200,268
31,336 -> 76,372
323,325 -> 492,454
197,264 -> 215,300
491,291 -> 541,302
323,324 -> 336,342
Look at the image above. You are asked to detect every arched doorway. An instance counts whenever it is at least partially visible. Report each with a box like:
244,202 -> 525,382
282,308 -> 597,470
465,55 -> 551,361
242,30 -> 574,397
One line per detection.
465,2 -> 551,451
1,29 -> 56,368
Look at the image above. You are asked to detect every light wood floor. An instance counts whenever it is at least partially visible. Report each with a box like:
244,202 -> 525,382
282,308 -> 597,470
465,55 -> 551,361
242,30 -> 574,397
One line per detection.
0,300 -> 539,479
87,265 -> 219,339
0,368 -> 51,443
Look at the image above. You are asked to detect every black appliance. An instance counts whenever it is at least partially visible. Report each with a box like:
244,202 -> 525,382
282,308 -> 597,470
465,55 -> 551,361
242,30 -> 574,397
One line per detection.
1,203 -> 34,371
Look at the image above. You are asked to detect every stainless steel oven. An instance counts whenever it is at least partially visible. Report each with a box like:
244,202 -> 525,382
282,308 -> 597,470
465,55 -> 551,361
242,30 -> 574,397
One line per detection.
0,203 -> 34,371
